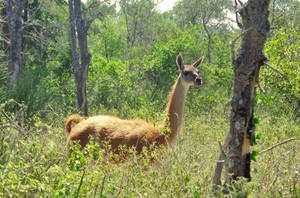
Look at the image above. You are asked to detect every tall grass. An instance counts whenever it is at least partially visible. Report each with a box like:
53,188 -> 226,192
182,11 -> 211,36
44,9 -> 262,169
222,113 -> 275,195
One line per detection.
0,98 -> 299,197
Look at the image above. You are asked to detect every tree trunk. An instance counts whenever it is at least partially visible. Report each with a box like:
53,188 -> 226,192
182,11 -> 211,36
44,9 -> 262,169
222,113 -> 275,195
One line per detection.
1,4 -> 9,54
68,0 -> 91,116
203,22 -> 211,64
212,0 -> 271,194
226,0 -> 271,182
4,0 -> 26,86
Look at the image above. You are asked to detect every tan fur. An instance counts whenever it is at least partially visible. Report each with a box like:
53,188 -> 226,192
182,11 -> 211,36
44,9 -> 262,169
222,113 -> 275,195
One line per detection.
65,114 -> 85,133
65,55 -> 204,161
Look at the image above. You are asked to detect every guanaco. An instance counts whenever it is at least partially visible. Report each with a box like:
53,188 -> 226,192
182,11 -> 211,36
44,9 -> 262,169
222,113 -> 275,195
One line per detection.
65,54 -> 203,161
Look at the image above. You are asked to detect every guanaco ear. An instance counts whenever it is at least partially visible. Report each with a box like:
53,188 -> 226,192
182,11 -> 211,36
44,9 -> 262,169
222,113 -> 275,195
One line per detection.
193,56 -> 204,68
176,54 -> 184,71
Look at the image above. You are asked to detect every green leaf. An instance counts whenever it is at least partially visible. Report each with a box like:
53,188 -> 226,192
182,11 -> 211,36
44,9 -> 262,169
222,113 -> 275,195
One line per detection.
194,191 -> 200,198
253,117 -> 260,125
250,149 -> 260,162
256,132 -> 262,140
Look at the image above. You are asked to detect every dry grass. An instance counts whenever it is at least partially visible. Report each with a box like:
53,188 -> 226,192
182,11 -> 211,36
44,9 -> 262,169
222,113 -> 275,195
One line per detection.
0,101 -> 299,197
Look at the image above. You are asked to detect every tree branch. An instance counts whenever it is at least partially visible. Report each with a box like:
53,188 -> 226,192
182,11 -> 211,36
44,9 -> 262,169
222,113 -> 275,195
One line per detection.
259,137 -> 299,154
86,12 -> 104,30
234,0 -> 243,28
212,141 -> 226,193
0,123 -> 24,133
263,61 -> 289,81
257,79 -> 266,93
1,109 -> 22,130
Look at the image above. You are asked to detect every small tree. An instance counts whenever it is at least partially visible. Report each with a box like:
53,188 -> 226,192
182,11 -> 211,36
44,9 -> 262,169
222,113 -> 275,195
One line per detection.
119,0 -> 158,49
172,0 -> 232,63
68,0 -> 108,115
3,0 -> 26,86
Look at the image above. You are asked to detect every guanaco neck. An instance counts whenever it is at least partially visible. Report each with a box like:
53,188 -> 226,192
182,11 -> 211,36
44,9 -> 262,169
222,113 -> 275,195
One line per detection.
162,76 -> 190,147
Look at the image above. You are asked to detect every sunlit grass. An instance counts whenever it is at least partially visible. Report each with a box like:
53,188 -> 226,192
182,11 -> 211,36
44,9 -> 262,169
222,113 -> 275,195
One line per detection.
0,100 -> 299,197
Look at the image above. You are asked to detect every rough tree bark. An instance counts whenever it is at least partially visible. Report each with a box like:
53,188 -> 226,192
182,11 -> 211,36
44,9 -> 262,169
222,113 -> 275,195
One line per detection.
202,21 -> 212,64
212,0 -> 271,193
4,0 -> 26,86
1,3 -> 9,54
68,0 -> 92,116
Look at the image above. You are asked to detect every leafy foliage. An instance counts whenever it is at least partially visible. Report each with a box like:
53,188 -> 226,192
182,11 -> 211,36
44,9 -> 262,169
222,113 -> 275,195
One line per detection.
263,27 -> 300,113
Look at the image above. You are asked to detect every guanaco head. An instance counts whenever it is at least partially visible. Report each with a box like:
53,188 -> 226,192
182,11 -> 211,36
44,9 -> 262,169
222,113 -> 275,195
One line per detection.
176,54 -> 203,86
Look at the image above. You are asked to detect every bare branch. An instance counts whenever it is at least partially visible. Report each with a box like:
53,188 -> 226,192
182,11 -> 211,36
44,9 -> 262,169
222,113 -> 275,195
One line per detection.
0,123 -> 24,133
212,141 -> 226,193
86,12 -> 104,30
234,0 -> 243,28
259,137 -> 299,154
257,79 -> 266,94
237,0 -> 243,7
99,175 -> 107,197
263,61 -> 288,81
47,104 -> 60,118
1,110 -> 22,129
82,2 -> 99,15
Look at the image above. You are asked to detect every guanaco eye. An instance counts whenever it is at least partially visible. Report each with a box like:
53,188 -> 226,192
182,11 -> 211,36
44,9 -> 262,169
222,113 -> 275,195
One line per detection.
183,70 -> 188,76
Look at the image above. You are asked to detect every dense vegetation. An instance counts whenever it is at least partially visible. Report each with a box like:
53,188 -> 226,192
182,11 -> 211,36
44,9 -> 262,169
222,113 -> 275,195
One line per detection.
0,0 -> 299,197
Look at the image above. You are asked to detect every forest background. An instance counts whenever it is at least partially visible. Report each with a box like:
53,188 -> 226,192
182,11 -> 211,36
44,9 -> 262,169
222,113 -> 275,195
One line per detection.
0,0 -> 299,197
